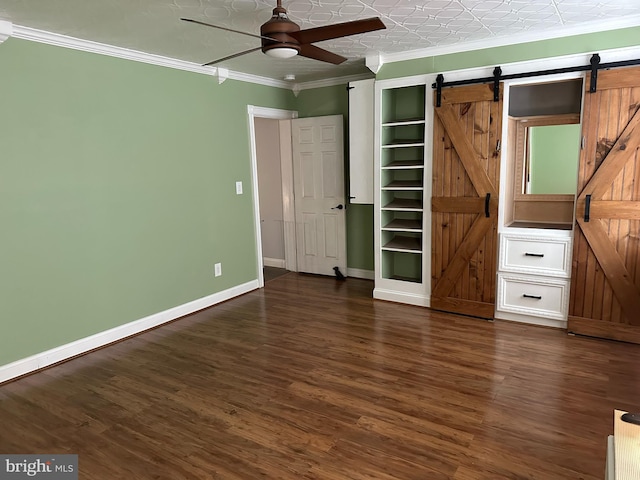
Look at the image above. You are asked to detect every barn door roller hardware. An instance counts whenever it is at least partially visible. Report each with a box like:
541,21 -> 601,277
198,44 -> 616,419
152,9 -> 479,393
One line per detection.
435,74 -> 444,107
432,53 -> 640,100
492,67 -> 502,102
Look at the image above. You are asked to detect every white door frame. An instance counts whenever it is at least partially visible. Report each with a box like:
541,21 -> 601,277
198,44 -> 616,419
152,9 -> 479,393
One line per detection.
247,105 -> 298,287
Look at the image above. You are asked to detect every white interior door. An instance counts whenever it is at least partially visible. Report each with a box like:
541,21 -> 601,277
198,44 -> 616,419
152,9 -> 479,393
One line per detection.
291,115 -> 347,276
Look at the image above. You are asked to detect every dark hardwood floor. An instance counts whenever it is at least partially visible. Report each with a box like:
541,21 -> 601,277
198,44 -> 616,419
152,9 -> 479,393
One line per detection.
1,273 -> 639,479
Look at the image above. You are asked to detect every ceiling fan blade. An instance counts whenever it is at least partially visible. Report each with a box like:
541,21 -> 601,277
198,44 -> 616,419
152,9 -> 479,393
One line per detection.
290,17 -> 385,44
202,47 -> 263,66
298,44 -> 347,65
181,18 -> 278,42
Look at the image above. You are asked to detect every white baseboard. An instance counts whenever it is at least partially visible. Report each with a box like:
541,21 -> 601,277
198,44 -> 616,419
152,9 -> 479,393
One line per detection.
347,268 -> 374,280
494,310 -> 567,329
263,257 -> 286,268
373,288 -> 430,307
0,280 -> 259,384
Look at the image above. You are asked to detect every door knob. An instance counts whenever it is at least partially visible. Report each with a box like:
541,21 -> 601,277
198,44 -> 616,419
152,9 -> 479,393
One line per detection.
331,204 -> 344,210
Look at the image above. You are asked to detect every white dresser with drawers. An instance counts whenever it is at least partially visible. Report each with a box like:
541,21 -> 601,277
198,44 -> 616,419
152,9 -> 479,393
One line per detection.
495,229 -> 573,328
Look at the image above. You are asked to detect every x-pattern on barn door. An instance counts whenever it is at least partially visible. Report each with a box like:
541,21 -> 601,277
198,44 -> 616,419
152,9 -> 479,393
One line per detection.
431,83 -> 503,319
569,66 -> 640,344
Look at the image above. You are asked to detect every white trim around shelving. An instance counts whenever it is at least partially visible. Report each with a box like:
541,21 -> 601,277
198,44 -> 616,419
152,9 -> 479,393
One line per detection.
0,280 -> 259,384
373,288 -> 430,307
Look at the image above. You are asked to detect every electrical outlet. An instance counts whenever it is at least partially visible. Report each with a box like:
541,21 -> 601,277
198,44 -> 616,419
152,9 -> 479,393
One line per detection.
214,263 -> 222,277
235,181 -> 243,195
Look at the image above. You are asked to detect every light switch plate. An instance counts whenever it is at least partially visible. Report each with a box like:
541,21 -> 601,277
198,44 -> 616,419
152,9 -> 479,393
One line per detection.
235,181 -> 243,195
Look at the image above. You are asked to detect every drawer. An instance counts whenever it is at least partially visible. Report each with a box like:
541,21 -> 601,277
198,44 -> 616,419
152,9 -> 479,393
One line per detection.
499,234 -> 571,277
496,273 -> 569,321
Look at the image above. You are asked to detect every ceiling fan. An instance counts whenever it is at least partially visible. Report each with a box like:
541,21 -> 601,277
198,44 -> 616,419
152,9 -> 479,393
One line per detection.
181,0 -> 386,66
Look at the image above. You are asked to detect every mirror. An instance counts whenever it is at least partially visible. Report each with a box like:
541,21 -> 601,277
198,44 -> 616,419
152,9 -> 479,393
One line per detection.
515,113 -> 581,196
524,124 -> 581,194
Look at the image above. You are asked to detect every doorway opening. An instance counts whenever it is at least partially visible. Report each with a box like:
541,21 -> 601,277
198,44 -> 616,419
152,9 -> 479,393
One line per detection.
247,106 -> 297,288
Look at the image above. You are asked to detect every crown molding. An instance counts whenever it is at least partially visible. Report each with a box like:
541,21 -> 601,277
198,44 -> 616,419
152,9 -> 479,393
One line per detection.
0,20 -> 12,43
5,22 -> 373,91
296,72 -> 374,91
12,25 -> 217,76
381,14 -> 640,66
11,24 -> 297,90
366,53 -> 383,74
225,69 -> 290,89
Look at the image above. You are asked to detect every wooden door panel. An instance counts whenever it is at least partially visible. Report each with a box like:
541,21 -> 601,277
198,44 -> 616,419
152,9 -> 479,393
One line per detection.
569,66 -> 640,342
435,102 -> 498,197
431,83 -> 503,319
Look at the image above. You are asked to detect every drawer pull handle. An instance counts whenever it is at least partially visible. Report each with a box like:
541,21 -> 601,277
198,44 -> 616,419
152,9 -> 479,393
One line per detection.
524,252 -> 544,257
523,294 -> 542,300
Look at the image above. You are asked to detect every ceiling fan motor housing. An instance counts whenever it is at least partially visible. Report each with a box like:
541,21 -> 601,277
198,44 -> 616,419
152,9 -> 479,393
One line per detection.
260,6 -> 301,55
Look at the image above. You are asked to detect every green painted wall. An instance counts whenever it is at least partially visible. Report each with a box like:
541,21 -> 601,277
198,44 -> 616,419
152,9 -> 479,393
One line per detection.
377,26 -> 640,80
296,85 -> 375,272
0,38 -> 295,366
529,125 -> 581,194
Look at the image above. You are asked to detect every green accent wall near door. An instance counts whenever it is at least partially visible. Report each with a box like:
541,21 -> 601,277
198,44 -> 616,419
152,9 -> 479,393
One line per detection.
0,38 -> 295,366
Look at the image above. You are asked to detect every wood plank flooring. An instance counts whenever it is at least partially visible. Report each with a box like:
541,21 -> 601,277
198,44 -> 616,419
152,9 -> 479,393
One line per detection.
1,273 -> 639,479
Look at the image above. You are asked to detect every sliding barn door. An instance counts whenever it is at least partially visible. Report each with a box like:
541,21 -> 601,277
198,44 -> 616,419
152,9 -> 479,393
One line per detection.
569,66 -> 640,344
431,84 -> 503,319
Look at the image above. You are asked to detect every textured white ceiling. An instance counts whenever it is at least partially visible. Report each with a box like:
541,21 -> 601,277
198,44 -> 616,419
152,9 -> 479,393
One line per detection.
1,0 -> 640,83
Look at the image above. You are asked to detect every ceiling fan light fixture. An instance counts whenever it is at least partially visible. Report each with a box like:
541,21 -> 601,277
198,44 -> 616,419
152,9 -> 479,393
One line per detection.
183,1 -> 385,66
264,47 -> 298,59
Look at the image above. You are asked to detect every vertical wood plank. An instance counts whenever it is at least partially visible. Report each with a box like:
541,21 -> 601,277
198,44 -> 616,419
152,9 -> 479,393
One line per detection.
451,103 -> 461,299
432,96 -> 445,286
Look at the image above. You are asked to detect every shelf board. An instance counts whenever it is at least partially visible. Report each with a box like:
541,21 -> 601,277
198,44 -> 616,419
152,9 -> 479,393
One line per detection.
382,160 -> 424,169
382,198 -> 423,211
382,180 -> 423,190
382,235 -> 422,252
382,219 -> 422,232
382,118 -> 426,127
382,139 -> 425,148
